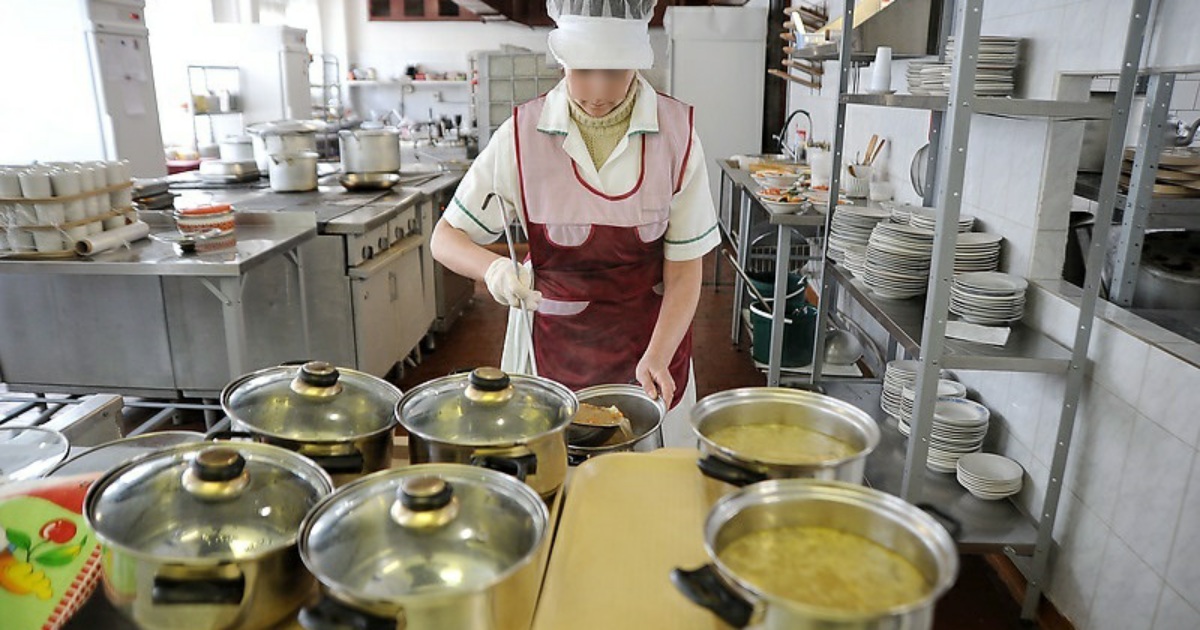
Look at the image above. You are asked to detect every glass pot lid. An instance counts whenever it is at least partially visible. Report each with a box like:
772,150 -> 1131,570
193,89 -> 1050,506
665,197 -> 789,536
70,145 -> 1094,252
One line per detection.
397,368 -> 578,446
222,361 -> 402,441
85,442 -> 334,562
299,464 -> 548,600
0,426 -> 70,482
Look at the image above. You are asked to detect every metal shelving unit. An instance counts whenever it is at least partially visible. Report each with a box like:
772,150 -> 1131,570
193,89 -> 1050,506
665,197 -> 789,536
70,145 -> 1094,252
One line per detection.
187,65 -> 242,148
756,0 -> 1155,620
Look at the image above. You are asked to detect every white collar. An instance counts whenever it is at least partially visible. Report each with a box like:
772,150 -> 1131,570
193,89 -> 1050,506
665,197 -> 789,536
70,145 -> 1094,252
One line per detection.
536,73 -> 660,137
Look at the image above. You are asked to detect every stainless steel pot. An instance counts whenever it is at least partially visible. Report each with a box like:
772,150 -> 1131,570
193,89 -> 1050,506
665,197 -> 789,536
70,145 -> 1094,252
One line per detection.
397,367 -> 577,500
672,480 -> 959,629
221,361 -> 402,484
84,442 -> 334,630
268,151 -> 319,192
249,120 -> 321,171
689,388 -> 880,493
567,384 -> 666,464
297,464 -> 549,630
218,135 -> 256,163
339,124 -> 401,173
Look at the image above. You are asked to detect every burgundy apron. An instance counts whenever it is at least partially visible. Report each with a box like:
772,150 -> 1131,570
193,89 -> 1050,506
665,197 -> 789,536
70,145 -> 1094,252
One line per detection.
513,91 -> 695,408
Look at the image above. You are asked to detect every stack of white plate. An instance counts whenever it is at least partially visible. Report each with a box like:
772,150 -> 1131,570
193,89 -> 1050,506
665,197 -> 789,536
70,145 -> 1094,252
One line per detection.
882,202 -> 932,226
897,397 -> 991,473
842,244 -> 868,277
950,271 -> 1028,324
863,222 -> 936,299
880,360 -> 948,418
828,206 -> 891,264
954,232 -> 1003,273
907,207 -> 975,233
946,36 -> 1020,97
906,37 -> 1020,97
898,381 -> 969,422
956,452 -> 1024,500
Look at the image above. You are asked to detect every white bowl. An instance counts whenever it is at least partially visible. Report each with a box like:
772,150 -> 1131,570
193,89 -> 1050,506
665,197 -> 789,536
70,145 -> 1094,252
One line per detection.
759,199 -> 806,215
753,173 -> 801,189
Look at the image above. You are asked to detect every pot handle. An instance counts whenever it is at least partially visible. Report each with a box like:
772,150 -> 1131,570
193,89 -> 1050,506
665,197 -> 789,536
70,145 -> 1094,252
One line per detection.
152,574 -> 245,605
470,452 -> 538,482
306,451 -> 366,475
567,452 -> 589,467
206,430 -> 258,442
670,564 -> 754,628
917,503 -> 963,539
696,455 -> 768,487
299,595 -> 397,630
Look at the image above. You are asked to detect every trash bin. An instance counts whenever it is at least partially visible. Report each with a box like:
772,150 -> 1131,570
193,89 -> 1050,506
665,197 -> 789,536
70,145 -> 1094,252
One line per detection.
749,302 -> 818,367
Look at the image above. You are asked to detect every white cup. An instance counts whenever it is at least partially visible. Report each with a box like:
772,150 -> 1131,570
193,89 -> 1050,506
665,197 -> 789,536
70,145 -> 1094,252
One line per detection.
51,167 -> 89,242
809,149 -> 833,188
0,168 -> 21,251
869,46 -> 893,94
77,164 -> 105,235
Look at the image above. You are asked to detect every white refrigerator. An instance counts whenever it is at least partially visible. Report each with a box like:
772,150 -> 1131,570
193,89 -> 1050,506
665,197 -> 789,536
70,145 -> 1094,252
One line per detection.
665,4 -> 769,205
0,0 -> 167,177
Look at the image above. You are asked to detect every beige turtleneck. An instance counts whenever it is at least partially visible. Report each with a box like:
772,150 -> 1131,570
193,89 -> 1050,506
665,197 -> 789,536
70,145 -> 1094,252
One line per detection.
568,81 -> 639,171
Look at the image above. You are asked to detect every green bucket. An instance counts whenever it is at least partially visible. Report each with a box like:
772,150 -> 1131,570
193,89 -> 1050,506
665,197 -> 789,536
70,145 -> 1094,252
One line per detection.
747,271 -> 808,310
750,302 -> 819,367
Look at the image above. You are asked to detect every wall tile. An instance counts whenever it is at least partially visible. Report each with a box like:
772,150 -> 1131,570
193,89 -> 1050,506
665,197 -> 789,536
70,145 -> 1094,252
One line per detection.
1088,319 -> 1149,406
1153,586 -> 1200,630
1167,454 -> 1200,611
1067,380 -> 1135,523
1111,418 -> 1193,576
1170,81 -> 1200,114
1090,535 -> 1164,630
1137,347 -> 1200,447
1035,373 -> 1068,466
1049,491 -> 1109,628
1031,229 -> 1069,281
1004,372 -> 1045,447
1027,286 -> 1076,347
1019,455 -> 1050,520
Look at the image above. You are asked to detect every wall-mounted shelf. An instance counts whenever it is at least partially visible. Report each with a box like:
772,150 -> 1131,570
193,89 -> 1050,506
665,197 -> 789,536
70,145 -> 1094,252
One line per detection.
347,79 -> 470,87
841,93 -> 1113,121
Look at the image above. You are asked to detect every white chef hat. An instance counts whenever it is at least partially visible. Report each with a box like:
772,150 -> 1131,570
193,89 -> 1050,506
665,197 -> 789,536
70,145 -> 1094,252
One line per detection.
546,0 -> 657,70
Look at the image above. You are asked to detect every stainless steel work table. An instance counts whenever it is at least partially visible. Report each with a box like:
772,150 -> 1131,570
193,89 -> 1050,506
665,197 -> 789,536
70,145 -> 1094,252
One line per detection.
0,212 -> 317,380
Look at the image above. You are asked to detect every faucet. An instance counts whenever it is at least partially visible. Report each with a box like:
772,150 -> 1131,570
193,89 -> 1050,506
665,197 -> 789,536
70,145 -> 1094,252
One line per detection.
775,109 -> 814,162
1165,116 -> 1200,147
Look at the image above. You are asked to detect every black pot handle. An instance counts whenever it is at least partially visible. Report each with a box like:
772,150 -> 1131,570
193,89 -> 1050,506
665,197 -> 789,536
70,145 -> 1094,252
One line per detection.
306,451 -> 366,475
298,595 -> 397,630
206,430 -> 259,442
470,452 -> 538,482
670,565 -> 753,628
152,574 -> 245,605
567,452 -> 589,467
917,502 -> 963,539
696,455 -> 769,487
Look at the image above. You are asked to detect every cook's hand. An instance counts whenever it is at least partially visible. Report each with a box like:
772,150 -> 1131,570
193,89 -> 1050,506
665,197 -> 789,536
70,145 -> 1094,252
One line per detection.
636,351 -> 675,406
484,258 -> 542,311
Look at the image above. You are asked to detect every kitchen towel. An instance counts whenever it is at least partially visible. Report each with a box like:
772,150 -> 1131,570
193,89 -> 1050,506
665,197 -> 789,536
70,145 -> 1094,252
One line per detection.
946,321 -> 1011,346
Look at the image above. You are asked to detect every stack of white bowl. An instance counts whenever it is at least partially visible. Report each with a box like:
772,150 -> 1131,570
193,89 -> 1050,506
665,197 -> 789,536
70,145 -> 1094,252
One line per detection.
956,452 -> 1023,500
880,360 -> 947,418
898,381 -> 969,422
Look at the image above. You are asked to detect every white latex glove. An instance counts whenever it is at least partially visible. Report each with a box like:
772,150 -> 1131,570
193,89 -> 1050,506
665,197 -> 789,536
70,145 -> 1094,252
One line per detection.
485,258 -> 542,311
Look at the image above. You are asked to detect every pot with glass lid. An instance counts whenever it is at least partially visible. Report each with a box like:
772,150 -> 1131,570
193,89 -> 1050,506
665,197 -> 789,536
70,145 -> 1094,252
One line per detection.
396,367 -> 577,500
296,464 -> 550,630
220,361 -> 402,484
672,480 -> 959,629
83,442 -> 334,630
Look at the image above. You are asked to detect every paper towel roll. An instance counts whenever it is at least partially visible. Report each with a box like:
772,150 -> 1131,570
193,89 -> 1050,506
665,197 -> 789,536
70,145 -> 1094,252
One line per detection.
75,220 -> 150,255
51,167 -> 89,242
77,165 -> 104,235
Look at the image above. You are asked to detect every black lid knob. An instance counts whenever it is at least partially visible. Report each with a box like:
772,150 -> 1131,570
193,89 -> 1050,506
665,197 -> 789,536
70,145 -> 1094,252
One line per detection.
192,448 -> 246,482
300,361 -> 341,388
399,477 -> 454,512
469,367 -> 510,392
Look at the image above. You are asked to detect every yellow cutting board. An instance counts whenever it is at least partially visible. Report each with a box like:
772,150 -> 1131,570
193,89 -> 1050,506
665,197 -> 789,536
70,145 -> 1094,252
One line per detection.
532,449 -> 729,630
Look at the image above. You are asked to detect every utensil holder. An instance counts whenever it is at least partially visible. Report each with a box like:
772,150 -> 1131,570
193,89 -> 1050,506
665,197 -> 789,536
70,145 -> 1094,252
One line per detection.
842,165 -> 872,199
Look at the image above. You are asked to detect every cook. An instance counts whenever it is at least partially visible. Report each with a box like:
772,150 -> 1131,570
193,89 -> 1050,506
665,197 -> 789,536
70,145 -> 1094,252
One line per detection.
430,0 -> 720,447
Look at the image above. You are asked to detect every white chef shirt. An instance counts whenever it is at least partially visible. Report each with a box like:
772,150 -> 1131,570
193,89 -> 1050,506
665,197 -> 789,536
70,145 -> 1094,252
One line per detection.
444,74 -> 720,262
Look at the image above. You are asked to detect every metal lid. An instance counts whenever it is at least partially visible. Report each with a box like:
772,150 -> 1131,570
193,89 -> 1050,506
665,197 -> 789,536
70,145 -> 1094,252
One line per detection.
397,368 -> 578,446
222,362 -> 401,441
299,464 -> 548,599
48,431 -> 205,478
248,119 -> 323,136
85,442 -> 334,562
340,124 -> 399,138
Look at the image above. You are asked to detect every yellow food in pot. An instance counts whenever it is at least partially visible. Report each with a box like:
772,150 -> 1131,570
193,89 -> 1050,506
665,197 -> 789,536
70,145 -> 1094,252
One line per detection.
706,423 -> 856,464
718,526 -> 929,614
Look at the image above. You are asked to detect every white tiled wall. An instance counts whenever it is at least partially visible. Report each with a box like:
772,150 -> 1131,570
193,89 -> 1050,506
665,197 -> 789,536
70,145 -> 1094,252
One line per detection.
949,284 -> 1200,628
789,1 -> 1200,624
